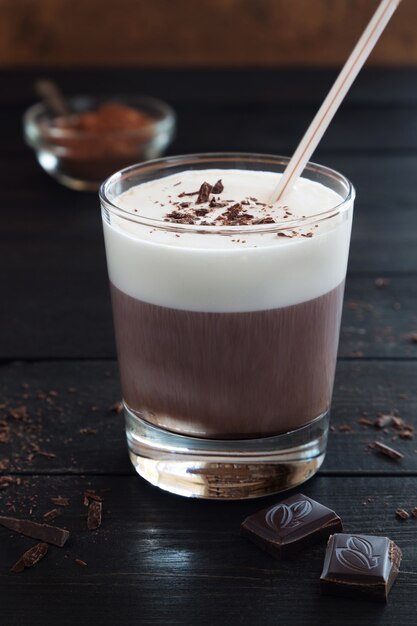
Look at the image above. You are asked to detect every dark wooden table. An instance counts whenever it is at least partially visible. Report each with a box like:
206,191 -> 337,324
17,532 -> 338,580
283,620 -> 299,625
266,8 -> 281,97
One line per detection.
1,68 -> 417,625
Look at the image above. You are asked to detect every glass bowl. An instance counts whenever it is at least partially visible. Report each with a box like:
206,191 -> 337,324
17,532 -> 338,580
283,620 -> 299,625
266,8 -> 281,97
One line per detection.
23,95 -> 176,191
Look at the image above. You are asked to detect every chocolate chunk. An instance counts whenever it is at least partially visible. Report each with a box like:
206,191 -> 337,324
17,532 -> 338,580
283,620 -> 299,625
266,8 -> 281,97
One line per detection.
87,500 -> 102,530
372,441 -> 404,461
320,534 -> 402,602
196,182 -> 212,204
241,493 -> 342,559
11,542 -> 49,573
211,179 -> 224,194
0,515 -> 69,547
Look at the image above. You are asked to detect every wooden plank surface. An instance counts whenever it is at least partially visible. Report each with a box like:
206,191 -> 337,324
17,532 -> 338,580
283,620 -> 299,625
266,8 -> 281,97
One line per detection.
3,68 -> 417,106
1,68 -> 417,625
0,476 -> 416,626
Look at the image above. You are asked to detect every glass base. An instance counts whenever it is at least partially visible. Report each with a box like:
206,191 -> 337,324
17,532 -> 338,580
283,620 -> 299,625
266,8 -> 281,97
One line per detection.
125,408 -> 329,500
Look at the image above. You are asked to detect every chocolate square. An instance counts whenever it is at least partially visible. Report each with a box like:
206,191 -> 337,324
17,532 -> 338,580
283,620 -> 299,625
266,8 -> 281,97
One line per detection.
320,533 -> 402,602
241,493 -> 343,558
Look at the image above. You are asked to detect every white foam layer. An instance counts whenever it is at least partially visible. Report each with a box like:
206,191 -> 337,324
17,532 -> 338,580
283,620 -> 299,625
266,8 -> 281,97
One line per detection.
102,169 -> 353,312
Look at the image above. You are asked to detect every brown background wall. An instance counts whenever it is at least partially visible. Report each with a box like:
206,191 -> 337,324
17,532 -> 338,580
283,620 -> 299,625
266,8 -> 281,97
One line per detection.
1,0 -> 416,67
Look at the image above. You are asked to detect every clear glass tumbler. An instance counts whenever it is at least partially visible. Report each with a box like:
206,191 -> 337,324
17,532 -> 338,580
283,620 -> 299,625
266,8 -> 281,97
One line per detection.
99,153 -> 354,499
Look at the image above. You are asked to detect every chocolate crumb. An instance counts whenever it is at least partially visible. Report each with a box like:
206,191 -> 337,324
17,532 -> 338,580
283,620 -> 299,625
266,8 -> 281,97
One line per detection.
11,542 -> 48,573
9,405 -> 29,420
51,496 -> 70,507
75,558 -> 88,567
391,416 -> 409,431
84,489 -> 103,503
339,424 -> 351,432
178,190 -> 199,198
396,508 -> 410,520
195,208 -> 209,217
253,217 -> 276,225
0,476 -> 15,490
110,401 -> 123,414
358,417 -> 374,426
42,508 -> 61,522
375,277 -> 390,288
209,198 -> 227,208
409,333 -> 417,344
411,507 -> 417,518
399,430 -> 414,440
79,428 -> 98,435
0,428 -> 10,443
87,500 -> 102,530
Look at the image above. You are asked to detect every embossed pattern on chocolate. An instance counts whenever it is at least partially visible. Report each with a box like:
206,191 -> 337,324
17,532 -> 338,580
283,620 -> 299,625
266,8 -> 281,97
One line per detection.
320,533 -> 402,602
241,493 -> 343,558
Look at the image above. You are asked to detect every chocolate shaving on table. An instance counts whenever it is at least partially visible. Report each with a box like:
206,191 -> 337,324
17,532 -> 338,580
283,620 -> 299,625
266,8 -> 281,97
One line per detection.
358,417 -> 374,426
372,441 -> 404,461
0,515 -> 70,547
75,558 -> 87,567
375,277 -> 390,288
9,405 -> 29,420
411,507 -> 417,518
50,496 -> 70,507
0,476 -> 15,490
374,414 -> 393,428
42,508 -> 61,522
84,489 -> 103,503
396,508 -> 410,520
399,430 -> 414,439
0,426 -> 10,443
196,181 -> 212,204
11,542 -> 48,573
339,424 -> 351,432
211,179 -> 224,194
87,500 -> 102,530
391,416 -> 413,431
109,401 -> 123,414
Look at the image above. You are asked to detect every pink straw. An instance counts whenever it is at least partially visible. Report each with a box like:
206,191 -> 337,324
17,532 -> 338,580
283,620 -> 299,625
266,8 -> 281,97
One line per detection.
270,0 -> 403,204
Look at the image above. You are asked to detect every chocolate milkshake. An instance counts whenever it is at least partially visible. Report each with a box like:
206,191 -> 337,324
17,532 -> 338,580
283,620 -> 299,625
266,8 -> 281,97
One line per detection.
100,154 -> 354,498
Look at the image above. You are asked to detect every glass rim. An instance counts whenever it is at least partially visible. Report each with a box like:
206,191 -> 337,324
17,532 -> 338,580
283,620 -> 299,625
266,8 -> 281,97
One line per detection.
23,94 -> 176,141
99,152 -> 355,234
